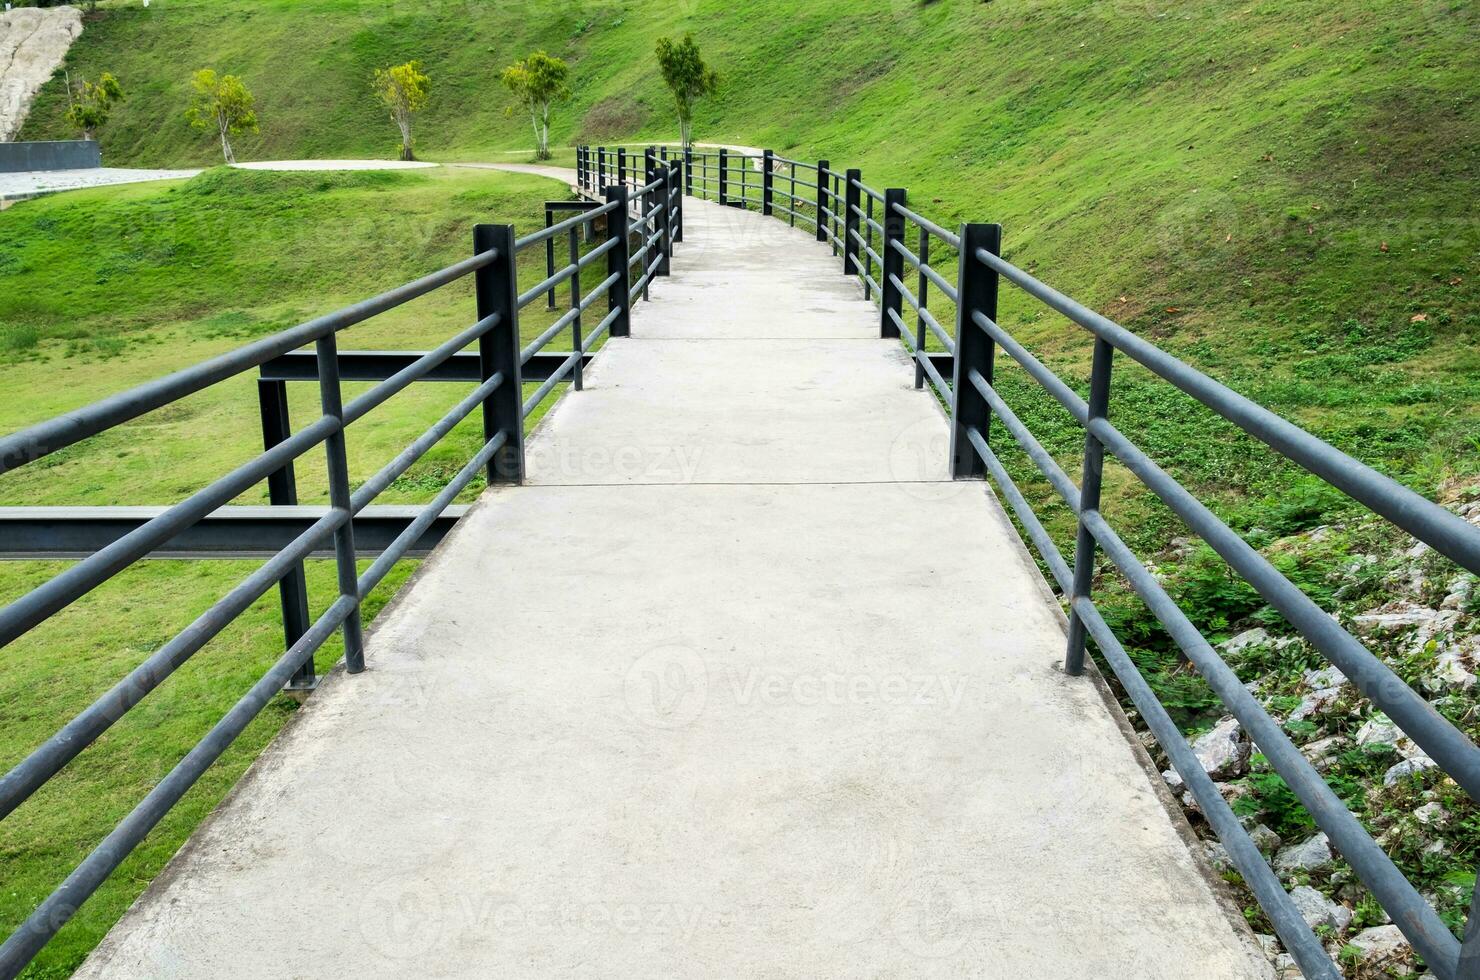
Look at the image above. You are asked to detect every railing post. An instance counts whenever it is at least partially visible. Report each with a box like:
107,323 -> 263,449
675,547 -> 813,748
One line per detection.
1459,879 -> 1480,980
1064,337 -> 1114,675
879,187 -> 906,339
618,147 -> 627,191
684,146 -> 693,196
578,147 -> 587,192
915,226 -> 929,389
815,159 -> 830,244
258,378 -> 314,691
313,333 -> 365,674
473,224 -> 525,483
843,168 -> 861,279
762,149 -> 774,217
671,159 -> 684,243
544,207 -> 557,310
568,225 -> 583,392
648,148 -> 670,277
948,223 -> 1001,479
605,185 -> 632,337
718,147 -> 728,206
598,146 -> 606,188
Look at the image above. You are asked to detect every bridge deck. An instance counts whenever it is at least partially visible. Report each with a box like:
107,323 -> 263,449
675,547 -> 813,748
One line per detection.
78,192 -> 1269,977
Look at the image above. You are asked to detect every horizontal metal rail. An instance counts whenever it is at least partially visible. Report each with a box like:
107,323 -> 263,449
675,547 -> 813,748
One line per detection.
0,592 -> 359,975
514,198 -> 619,251
892,201 -> 961,249
971,246 -> 1480,577
0,413 -> 339,648
890,237 -> 958,304
260,349 -> 588,384
0,250 -> 497,476
0,504 -> 467,561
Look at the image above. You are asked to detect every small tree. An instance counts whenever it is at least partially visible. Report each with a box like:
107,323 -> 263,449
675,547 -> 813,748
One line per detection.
372,60 -> 430,161
185,69 -> 259,165
63,71 -> 123,141
500,51 -> 569,161
655,34 -> 718,150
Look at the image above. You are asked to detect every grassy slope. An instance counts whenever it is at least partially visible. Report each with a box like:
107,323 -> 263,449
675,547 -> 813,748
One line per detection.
0,164 -> 611,977
4,0 -> 1478,971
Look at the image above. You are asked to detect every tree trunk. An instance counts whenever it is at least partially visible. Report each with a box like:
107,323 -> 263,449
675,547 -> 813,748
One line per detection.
397,112 -> 414,161
529,108 -> 541,158
538,103 -> 550,160
220,129 -> 235,165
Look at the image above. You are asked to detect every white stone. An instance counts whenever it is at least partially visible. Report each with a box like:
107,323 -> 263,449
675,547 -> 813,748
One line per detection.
1383,757 -> 1437,787
1220,627 -> 1271,654
1288,885 -> 1351,933
1356,714 -> 1402,748
1248,823 -> 1282,854
0,6 -> 83,141
1287,687 -> 1341,723
1275,833 -> 1334,874
1302,665 -> 1346,690
1347,925 -> 1414,975
1188,717 -> 1250,780
1412,802 -> 1446,825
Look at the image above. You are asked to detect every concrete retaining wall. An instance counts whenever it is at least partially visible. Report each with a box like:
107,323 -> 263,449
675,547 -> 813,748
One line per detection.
0,139 -> 101,173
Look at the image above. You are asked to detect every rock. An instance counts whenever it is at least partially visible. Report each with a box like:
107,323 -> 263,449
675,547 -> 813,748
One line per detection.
1203,840 -> 1233,873
1275,833 -> 1334,874
1431,636 -> 1478,690
1351,602 -> 1447,634
1412,802 -> 1447,826
1162,768 -> 1184,792
1272,953 -> 1302,980
1289,884 -> 1352,933
1355,714 -> 1431,761
1220,627 -> 1271,654
0,7 -> 85,141
1190,716 -> 1250,779
1301,735 -> 1347,771
1383,757 -> 1437,787
1249,823 -> 1282,854
1303,665 -> 1347,689
1439,575 -> 1472,610
1287,686 -> 1342,724
1346,924 -> 1414,976
1356,714 -> 1402,748
1254,932 -> 1280,961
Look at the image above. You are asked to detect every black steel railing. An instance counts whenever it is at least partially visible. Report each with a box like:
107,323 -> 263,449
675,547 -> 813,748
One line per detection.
0,163 -> 684,977
577,142 -> 1480,980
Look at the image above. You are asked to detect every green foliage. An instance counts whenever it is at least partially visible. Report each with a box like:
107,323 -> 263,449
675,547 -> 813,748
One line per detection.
62,71 -> 124,140
500,51 -> 570,160
184,68 -> 259,165
372,60 -> 431,161
654,33 -> 718,149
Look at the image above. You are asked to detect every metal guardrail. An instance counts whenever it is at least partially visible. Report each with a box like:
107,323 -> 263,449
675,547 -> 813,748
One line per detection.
0,163 -> 684,977
577,144 -> 1480,980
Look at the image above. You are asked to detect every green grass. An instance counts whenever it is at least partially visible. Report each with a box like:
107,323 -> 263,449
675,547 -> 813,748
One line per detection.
3,0 -> 1478,972
0,163 -> 616,977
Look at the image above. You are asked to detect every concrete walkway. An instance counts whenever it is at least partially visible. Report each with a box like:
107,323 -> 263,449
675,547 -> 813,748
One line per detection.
77,186 -> 1271,978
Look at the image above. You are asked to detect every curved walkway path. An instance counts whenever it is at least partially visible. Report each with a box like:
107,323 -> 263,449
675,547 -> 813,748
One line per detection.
75,171 -> 1272,978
